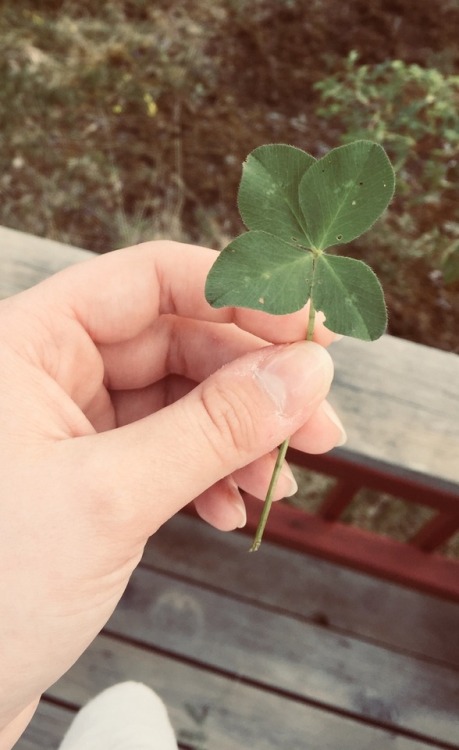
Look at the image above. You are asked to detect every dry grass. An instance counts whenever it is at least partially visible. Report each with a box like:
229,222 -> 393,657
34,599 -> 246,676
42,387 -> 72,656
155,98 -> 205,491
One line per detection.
3,0 -> 458,256
0,1 -> 220,249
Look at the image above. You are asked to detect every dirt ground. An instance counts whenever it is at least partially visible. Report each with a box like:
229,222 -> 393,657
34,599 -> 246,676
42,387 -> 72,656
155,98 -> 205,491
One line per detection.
160,0 -> 459,352
1,0 -> 458,350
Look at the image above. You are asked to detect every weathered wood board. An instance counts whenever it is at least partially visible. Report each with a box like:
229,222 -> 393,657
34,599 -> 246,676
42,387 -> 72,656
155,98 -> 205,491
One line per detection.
329,333 -> 459,492
18,516 -> 459,750
144,515 -> 459,666
40,635 -> 455,750
108,562 -> 459,743
17,703 -> 74,750
0,225 -> 93,299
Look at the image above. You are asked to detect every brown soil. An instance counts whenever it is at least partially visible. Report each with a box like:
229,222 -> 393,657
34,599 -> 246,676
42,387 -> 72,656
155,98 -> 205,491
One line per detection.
2,0 -> 458,350
146,0 -> 459,352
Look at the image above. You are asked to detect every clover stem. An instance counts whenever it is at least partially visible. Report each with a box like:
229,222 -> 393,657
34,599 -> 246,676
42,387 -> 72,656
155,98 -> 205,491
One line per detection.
250,301 -> 317,552
306,303 -> 316,341
249,437 -> 290,552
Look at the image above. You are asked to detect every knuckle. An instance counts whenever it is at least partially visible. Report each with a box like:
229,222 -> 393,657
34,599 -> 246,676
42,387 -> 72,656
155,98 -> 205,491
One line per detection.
199,379 -> 261,463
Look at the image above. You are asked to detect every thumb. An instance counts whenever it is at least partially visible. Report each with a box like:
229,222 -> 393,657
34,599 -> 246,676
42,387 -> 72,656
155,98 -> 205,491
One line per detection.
79,342 -> 333,535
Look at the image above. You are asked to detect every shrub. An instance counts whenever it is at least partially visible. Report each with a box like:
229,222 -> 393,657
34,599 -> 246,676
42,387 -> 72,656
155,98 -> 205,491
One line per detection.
314,52 -> 459,283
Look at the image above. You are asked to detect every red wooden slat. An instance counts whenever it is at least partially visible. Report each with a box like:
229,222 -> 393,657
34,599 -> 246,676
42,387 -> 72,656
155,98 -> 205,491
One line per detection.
289,448 -> 459,514
410,513 -> 459,552
241,495 -> 459,602
184,443 -> 459,601
318,479 -> 361,521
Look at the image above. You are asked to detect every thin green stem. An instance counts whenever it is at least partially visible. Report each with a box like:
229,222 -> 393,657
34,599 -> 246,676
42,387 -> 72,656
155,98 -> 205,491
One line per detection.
250,299 -> 317,552
249,437 -> 290,552
306,303 -> 316,342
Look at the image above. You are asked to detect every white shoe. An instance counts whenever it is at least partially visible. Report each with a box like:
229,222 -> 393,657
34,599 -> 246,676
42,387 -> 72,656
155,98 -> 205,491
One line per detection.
58,682 -> 178,750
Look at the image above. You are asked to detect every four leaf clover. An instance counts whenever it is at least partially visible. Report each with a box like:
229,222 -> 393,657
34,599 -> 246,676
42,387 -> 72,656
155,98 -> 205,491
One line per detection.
205,140 -> 395,341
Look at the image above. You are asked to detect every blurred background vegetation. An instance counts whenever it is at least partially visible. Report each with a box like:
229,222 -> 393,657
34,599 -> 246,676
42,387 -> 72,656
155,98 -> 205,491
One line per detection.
1,0 -> 458,552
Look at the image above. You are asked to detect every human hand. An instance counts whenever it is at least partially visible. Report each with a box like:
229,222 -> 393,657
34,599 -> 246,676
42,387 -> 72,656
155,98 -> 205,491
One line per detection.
0,241 -> 344,746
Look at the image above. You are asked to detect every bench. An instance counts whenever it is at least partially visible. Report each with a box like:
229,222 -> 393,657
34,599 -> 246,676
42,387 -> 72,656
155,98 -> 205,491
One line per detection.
1,226 -> 458,750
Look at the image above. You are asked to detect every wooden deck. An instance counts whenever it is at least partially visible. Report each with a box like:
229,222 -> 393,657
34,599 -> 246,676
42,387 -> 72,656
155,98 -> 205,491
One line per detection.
19,514 -> 459,749
1,226 -> 458,749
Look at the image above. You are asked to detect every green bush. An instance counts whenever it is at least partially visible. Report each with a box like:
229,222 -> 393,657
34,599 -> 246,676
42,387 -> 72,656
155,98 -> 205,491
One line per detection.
314,52 -> 459,283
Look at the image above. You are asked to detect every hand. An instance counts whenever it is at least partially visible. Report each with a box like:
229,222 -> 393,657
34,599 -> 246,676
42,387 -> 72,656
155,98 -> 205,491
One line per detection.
0,241 -> 343,746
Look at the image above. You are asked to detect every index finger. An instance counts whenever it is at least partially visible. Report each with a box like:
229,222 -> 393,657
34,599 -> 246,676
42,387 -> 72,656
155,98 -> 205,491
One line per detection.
46,240 -> 337,346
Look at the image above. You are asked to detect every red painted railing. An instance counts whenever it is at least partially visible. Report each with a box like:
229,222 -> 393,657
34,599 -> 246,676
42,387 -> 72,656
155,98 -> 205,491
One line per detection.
241,447 -> 459,603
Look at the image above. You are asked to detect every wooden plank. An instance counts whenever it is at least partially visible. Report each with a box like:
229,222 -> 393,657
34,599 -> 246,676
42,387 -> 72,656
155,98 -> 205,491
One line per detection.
16,701 -> 74,750
45,634 -> 451,750
144,515 -> 459,667
0,226 -> 93,300
108,565 -> 459,745
327,334 -> 459,491
241,495 -> 459,601
411,512 -> 459,552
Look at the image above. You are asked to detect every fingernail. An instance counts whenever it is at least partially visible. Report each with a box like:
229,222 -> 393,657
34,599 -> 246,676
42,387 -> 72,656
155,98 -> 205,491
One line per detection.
280,462 -> 298,497
228,477 -> 247,528
256,342 -> 333,417
234,495 -> 247,528
315,311 -> 343,342
321,400 -> 347,446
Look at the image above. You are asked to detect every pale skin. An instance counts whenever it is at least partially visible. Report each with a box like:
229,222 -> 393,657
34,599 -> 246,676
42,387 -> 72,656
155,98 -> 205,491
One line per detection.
0,241 -> 345,748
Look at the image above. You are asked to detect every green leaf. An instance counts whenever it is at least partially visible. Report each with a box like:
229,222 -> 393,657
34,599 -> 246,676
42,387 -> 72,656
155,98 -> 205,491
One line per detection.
299,140 -> 395,249
205,231 -> 314,314
206,239 -> 387,338
313,254 -> 387,340
204,140 -> 394,551
205,140 -> 394,343
238,144 -> 315,239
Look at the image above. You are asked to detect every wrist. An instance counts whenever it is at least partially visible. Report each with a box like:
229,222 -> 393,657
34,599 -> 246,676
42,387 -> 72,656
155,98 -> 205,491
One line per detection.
0,699 -> 40,750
